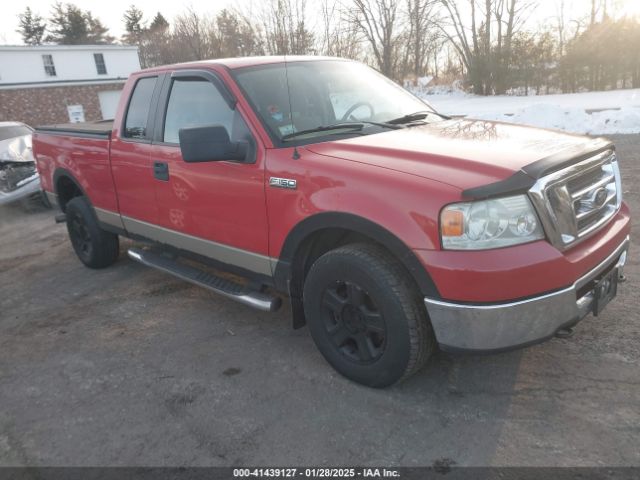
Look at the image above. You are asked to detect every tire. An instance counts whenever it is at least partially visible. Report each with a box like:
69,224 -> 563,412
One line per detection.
65,196 -> 119,269
303,243 -> 435,387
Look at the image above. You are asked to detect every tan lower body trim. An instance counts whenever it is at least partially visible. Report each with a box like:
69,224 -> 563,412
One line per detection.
94,208 -> 273,276
94,207 -> 126,230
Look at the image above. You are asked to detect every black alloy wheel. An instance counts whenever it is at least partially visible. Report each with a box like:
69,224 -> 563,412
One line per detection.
65,196 -> 119,269
303,243 -> 435,387
68,209 -> 93,262
321,280 -> 386,364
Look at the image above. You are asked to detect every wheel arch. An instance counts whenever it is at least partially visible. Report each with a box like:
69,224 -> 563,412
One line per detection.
273,212 -> 440,327
53,168 -> 89,212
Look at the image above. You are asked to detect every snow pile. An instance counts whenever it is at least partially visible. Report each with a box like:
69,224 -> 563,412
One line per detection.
417,76 -> 433,87
410,85 -> 640,134
474,104 -> 640,135
413,79 -> 470,98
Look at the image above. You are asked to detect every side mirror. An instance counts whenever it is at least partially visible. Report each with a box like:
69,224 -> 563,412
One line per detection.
178,125 -> 248,162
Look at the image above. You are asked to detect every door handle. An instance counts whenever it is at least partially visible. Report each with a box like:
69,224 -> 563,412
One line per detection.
153,161 -> 169,181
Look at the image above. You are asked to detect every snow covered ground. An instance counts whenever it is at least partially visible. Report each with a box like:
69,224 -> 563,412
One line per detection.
411,85 -> 640,135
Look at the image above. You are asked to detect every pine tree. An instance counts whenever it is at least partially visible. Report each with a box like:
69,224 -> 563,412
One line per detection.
16,7 -> 47,45
46,2 -> 87,44
149,12 -> 169,32
86,12 -> 114,44
122,5 -> 145,44
46,2 -> 113,44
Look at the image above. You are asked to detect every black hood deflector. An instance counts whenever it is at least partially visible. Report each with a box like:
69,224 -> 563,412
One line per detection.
461,139 -> 614,200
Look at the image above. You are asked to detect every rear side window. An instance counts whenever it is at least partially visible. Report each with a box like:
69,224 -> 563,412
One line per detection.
163,78 -> 237,144
123,76 -> 157,139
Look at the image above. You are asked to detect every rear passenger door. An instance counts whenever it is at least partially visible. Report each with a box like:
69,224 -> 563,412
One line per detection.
110,74 -> 163,226
149,69 -> 271,277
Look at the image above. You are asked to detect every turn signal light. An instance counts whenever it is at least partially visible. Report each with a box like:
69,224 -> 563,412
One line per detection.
441,209 -> 464,237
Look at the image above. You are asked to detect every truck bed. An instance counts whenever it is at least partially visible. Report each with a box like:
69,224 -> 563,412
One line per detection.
33,120 -> 119,213
35,120 -> 113,138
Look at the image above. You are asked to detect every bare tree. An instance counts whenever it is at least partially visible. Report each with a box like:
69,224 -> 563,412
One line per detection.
121,0 -> 639,97
346,0 -> 401,78
493,0 -> 537,93
405,0 -> 440,81
257,0 -> 314,55
436,0 -> 484,93
437,0 -> 537,94
216,9 -> 265,57
170,8 -> 213,61
318,0 -> 363,59
554,0 -> 566,55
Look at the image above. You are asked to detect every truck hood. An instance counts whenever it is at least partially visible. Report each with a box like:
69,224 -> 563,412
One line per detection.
305,119 -> 611,193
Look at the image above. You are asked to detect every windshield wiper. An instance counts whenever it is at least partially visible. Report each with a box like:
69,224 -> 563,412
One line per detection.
281,121 -> 398,142
385,110 -> 450,125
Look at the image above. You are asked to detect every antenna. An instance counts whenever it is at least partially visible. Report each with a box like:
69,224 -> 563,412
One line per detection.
283,53 -> 300,160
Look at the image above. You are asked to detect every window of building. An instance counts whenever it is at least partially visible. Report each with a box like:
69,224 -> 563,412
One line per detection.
42,55 -> 56,77
94,53 -> 107,75
123,76 -> 157,139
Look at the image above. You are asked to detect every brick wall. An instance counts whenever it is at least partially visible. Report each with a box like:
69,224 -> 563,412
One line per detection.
0,82 -> 125,127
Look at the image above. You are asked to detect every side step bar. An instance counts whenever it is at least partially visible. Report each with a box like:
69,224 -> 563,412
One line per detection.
127,248 -> 281,312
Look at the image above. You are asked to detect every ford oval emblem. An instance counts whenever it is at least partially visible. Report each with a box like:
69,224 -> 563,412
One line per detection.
593,187 -> 608,208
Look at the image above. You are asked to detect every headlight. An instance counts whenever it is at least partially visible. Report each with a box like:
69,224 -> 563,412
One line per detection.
440,194 -> 544,250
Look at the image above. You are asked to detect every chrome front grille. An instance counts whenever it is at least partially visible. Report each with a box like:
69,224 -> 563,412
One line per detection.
528,150 -> 622,250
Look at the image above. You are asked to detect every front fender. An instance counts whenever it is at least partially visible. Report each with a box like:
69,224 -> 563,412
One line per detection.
266,149 -> 462,298
267,147 -> 460,258
274,211 -> 441,298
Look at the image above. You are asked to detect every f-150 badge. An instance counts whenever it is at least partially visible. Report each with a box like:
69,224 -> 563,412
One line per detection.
269,177 -> 297,189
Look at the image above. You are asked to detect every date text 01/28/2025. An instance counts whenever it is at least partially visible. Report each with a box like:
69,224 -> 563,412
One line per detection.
232,468 -> 400,478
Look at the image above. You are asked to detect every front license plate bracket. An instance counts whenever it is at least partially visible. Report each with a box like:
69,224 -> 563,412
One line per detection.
593,267 -> 618,316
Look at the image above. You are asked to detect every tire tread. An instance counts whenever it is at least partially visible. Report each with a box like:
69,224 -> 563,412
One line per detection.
305,243 -> 435,386
66,196 -> 119,269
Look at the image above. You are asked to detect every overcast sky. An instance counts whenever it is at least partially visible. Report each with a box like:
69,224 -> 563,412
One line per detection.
1,0 -> 638,45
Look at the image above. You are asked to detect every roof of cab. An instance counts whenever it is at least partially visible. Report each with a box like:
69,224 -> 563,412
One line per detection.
136,55 -> 351,74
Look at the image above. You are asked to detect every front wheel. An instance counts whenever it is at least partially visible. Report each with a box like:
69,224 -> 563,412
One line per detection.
65,196 -> 119,269
303,243 -> 435,387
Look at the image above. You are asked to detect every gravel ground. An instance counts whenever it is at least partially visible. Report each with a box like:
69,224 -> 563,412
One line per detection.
0,135 -> 638,467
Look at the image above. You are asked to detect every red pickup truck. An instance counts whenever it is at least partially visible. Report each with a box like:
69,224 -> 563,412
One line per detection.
34,56 -> 630,387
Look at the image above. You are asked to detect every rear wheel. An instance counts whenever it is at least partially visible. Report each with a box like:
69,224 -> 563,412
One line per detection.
303,243 -> 435,387
65,196 -> 119,269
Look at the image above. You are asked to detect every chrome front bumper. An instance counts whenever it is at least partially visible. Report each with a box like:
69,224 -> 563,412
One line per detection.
424,236 -> 629,352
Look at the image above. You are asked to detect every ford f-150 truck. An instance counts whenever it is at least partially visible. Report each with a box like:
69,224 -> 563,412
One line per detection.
33,56 -> 631,387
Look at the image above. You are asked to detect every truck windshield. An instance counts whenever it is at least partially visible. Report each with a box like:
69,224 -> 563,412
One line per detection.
233,60 -> 437,144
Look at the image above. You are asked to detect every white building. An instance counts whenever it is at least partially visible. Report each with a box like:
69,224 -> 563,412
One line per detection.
0,45 -> 141,126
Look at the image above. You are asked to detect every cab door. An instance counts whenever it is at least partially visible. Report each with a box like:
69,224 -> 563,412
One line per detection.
110,74 -> 163,226
148,69 -> 271,277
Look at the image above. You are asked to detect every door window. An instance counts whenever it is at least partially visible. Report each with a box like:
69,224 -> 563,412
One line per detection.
123,76 -> 157,139
163,78 -> 246,144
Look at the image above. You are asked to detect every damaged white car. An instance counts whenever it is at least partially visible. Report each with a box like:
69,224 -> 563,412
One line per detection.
0,122 -> 43,206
